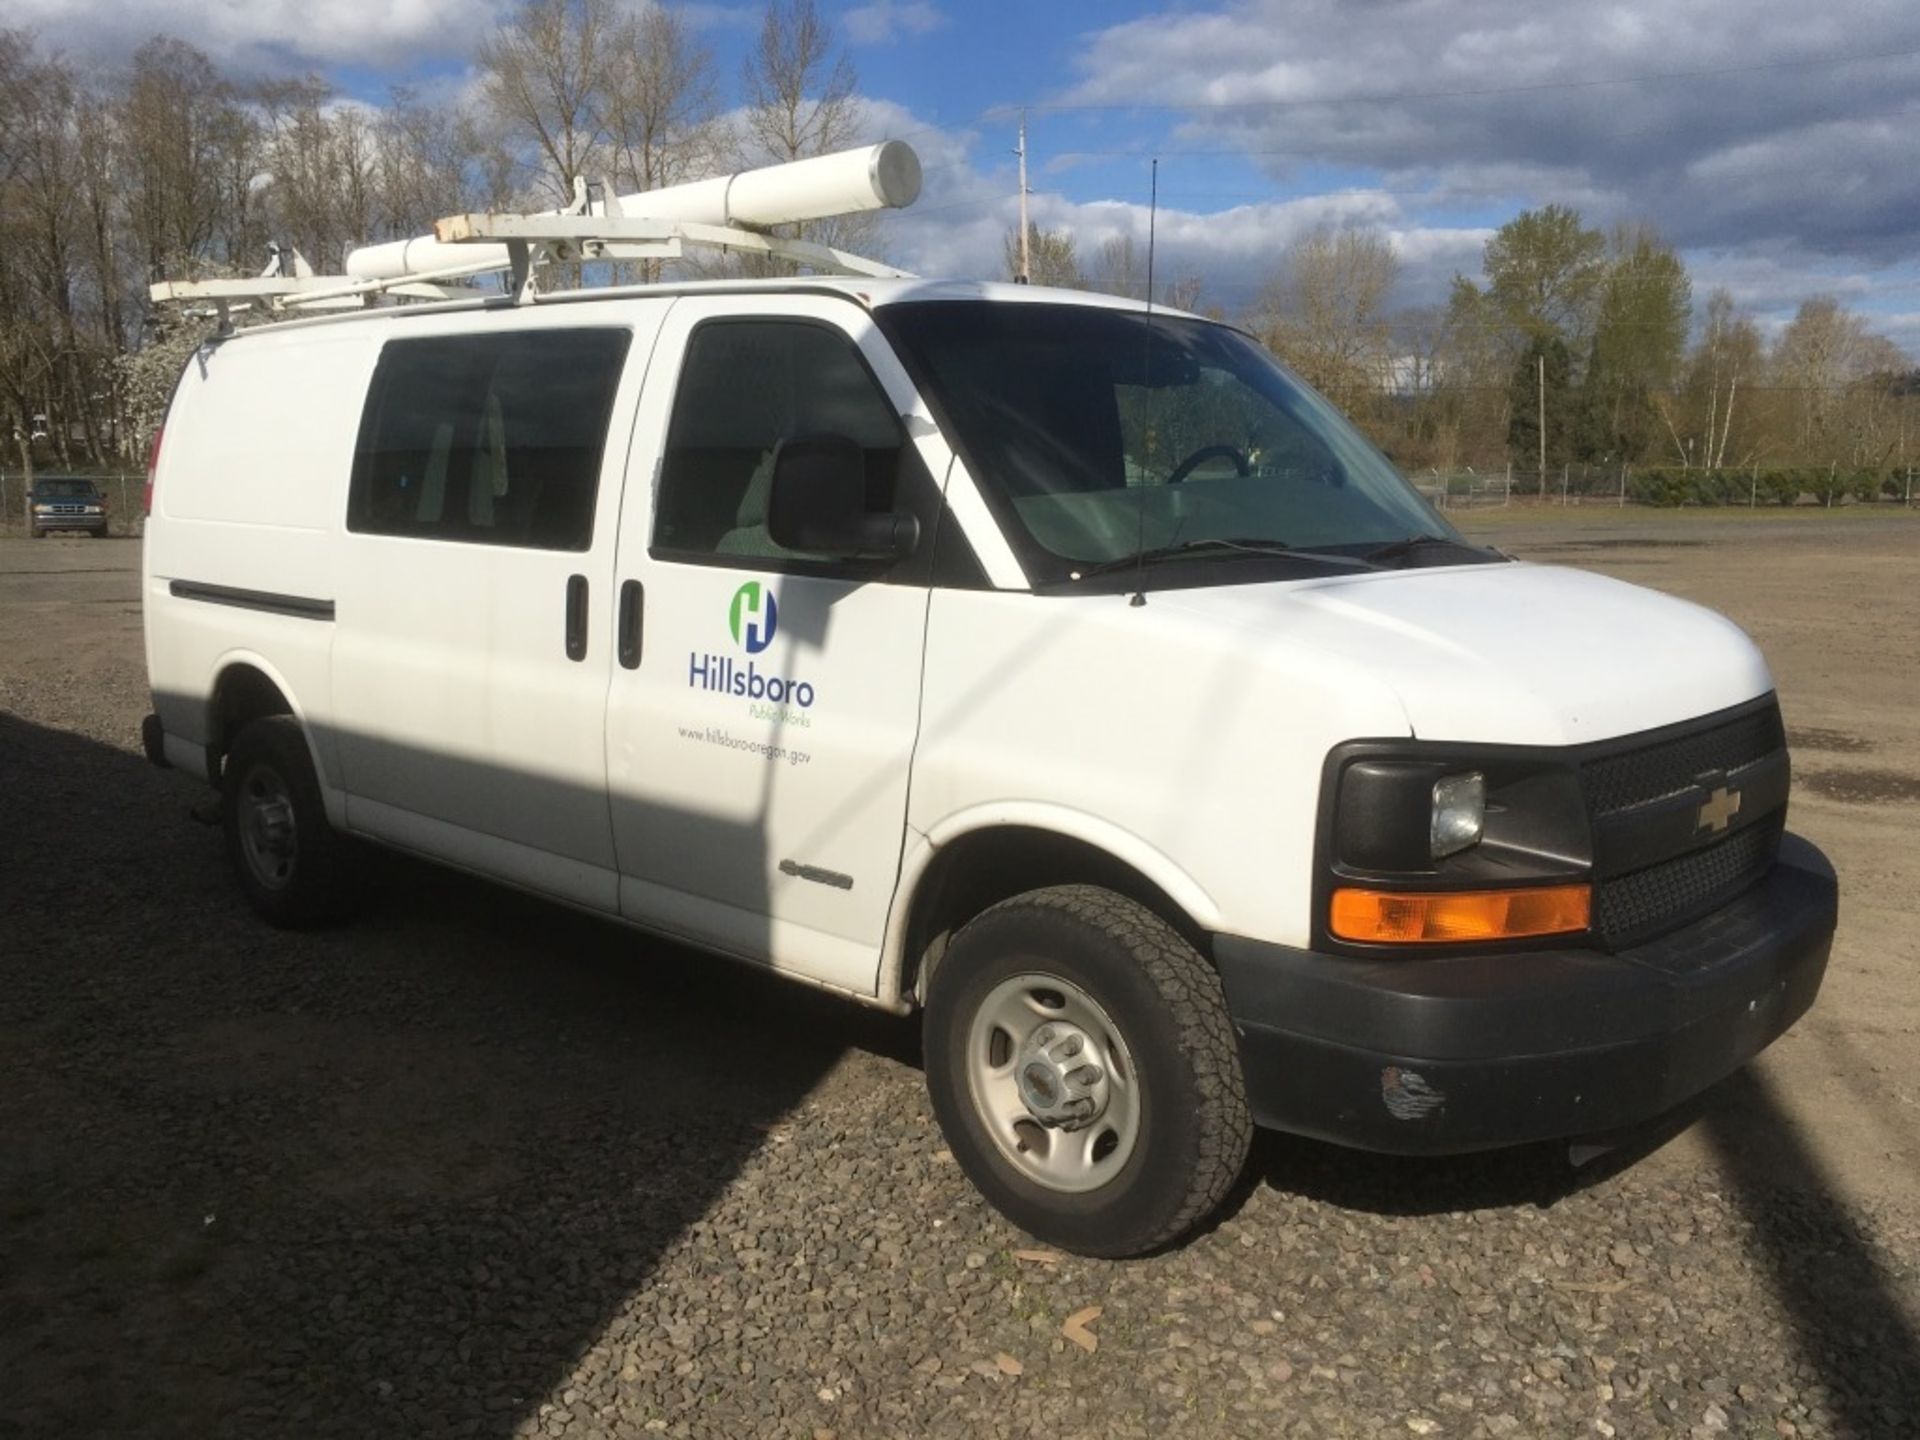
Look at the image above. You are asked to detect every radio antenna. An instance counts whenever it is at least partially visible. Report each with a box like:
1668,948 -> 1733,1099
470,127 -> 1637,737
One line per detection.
1129,157 -> 1159,608
1145,157 -> 1158,311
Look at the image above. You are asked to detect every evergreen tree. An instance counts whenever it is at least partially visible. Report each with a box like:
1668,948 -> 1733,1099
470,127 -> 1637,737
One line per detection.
1575,224 -> 1691,462
1508,334 -> 1573,475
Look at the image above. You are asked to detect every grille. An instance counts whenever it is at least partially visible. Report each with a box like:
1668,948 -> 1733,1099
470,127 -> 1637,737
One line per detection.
1594,815 -> 1783,950
1582,701 -> 1785,817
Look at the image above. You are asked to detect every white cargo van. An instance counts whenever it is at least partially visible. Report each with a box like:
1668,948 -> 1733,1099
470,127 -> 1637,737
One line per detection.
142,275 -> 1837,1256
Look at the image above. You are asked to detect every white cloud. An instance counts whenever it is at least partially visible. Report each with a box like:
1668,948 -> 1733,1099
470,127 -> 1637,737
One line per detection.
1059,0 -> 1920,261
1874,312 -> 1920,357
676,3 -> 759,31
856,106 -> 1493,313
0,0 -> 516,71
843,1 -> 946,46
17,0 -> 1914,351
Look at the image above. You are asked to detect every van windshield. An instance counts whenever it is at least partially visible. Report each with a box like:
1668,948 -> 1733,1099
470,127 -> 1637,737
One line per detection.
878,301 -> 1468,586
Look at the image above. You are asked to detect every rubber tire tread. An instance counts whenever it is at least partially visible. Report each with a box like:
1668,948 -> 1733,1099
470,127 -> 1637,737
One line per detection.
221,716 -> 353,930
924,884 -> 1252,1258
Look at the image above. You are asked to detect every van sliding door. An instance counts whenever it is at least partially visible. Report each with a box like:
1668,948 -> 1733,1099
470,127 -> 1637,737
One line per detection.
328,311 -> 664,909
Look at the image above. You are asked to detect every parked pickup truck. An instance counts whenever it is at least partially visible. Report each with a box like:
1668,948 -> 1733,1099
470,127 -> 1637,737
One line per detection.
28,478 -> 110,538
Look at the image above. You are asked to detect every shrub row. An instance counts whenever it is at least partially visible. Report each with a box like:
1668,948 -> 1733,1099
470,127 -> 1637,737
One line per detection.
1625,467 -> 1915,507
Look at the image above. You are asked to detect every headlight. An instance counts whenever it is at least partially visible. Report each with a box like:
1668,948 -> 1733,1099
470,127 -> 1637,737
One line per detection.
1430,771 -> 1485,858
1320,748 -> 1589,906
83,504 -> 102,513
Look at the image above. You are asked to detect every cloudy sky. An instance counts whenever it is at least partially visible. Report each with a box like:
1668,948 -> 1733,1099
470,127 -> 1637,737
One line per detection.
11,0 -> 1920,352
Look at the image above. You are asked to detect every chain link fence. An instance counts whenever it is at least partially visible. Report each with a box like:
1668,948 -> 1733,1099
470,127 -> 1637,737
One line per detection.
0,472 -> 143,537
1411,465 -> 1920,511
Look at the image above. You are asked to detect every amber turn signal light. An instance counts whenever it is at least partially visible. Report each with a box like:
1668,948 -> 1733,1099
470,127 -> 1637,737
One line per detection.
1329,883 -> 1591,944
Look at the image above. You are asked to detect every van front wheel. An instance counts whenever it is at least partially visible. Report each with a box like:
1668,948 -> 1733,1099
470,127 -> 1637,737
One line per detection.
221,716 -> 352,928
923,885 -> 1251,1257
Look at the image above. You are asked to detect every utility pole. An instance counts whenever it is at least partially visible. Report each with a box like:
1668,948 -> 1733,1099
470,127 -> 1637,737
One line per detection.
1537,351 -> 1547,497
1718,372 -> 1737,469
1015,110 -> 1032,284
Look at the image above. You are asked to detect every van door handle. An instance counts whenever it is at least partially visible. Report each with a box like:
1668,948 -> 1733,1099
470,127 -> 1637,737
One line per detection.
617,579 -> 643,669
565,574 -> 588,661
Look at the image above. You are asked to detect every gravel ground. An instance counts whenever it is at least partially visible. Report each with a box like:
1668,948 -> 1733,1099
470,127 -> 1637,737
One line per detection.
3,526 -> 1918,1440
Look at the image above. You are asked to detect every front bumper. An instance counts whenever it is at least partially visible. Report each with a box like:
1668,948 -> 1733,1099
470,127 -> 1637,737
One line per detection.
1215,833 -> 1837,1154
32,512 -> 108,532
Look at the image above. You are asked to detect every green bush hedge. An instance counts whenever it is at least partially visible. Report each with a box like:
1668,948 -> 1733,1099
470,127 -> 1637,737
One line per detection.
1624,467 -> 1908,506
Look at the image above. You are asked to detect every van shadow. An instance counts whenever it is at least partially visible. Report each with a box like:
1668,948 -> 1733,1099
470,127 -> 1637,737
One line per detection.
1702,1068 -> 1920,1436
1239,1066 -> 1920,1436
1237,1118 -> 1679,1221
0,713 -> 911,1439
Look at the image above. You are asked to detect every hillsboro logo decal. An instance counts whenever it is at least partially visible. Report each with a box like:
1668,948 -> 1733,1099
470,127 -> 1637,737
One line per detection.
729,580 -> 778,654
689,579 -> 818,712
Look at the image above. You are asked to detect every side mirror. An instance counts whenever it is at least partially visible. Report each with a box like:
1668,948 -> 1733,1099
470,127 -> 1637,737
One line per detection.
767,434 -> 920,561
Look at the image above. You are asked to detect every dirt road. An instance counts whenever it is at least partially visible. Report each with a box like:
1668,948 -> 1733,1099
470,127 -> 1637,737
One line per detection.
1456,508 -> 1920,1211
3,515 -> 1916,1440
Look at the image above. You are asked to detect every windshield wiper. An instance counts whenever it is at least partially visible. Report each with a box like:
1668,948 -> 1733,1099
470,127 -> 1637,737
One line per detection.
1070,537 -> 1373,580
1361,534 -> 1496,566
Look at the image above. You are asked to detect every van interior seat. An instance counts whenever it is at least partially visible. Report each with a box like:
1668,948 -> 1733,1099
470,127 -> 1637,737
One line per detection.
716,449 -> 780,556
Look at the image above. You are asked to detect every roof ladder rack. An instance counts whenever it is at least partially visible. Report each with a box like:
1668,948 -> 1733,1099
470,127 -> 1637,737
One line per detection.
147,141 -> 923,321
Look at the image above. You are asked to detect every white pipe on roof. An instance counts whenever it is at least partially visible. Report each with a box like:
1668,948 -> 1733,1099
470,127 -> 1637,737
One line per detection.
343,140 -> 921,282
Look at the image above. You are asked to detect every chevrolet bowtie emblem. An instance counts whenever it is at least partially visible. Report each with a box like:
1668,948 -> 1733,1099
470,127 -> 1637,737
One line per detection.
1697,785 -> 1743,833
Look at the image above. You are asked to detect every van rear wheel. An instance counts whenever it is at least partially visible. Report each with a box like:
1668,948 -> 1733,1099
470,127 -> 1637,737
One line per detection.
922,885 -> 1252,1258
221,716 -> 353,928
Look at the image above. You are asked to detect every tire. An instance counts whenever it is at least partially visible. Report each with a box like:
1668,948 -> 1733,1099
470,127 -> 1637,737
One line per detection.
28,525 -> 41,539
220,716 -> 353,928
922,885 -> 1252,1258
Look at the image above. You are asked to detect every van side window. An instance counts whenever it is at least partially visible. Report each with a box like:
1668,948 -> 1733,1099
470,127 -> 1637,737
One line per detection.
653,320 -> 927,567
350,329 -> 631,551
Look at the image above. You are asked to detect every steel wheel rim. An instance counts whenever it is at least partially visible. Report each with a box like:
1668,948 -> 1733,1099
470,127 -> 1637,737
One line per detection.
238,763 -> 298,891
964,972 -> 1143,1194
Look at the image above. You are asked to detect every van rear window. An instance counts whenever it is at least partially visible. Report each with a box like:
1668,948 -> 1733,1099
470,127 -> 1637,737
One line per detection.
349,329 -> 630,551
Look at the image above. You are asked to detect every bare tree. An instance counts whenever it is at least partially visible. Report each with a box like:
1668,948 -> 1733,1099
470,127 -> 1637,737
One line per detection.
1092,233 -> 1142,301
255,79 -> 384,268
1085,235 -> 1200,308
736,0 -> 868,268
0,30 -> 49,473
1385,304 -> 1461,470
1576,222 -> 1690,464
1685,289 -> 1762,468
598,3 -> 728,281
1162,275 -> 1205,314
1256,226 -> 1398,414
378,87 -> 515,235
1002,223 -> 1082,289
1773,296 -> 1871,460
477,0 -> 621,203
741,0 -> 857,164
121,38 -> 252,278
605,4 -> 726,196
10,52 -> 88,463
74,103 -> 125,352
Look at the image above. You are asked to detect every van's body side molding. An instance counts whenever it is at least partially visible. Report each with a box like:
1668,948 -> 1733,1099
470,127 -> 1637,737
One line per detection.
169,580 -> 336,622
